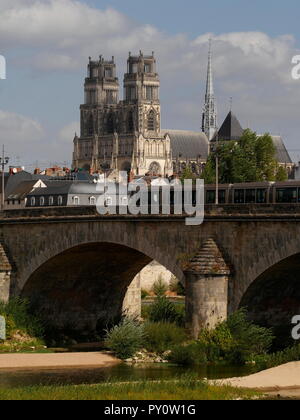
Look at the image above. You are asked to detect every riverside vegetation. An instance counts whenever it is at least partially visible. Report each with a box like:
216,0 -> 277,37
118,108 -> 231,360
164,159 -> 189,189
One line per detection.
106,279 -> 300,371
0,376 -> 261,400
0,298 -> 48,353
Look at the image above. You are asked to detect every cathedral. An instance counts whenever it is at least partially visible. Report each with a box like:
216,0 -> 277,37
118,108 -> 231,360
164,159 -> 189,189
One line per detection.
72,51 -> 209,176
72,46 -> 292,176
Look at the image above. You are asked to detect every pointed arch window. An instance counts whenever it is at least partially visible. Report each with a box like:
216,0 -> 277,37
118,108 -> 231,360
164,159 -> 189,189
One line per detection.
107,112 -> 114,134
87,114 -> 94,136
127,111 -> 134,132
147,110 -> 155,131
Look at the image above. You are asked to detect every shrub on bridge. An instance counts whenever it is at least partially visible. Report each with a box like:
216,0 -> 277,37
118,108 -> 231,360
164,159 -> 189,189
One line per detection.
144,322 -> 187,354
104,318 -> 145,359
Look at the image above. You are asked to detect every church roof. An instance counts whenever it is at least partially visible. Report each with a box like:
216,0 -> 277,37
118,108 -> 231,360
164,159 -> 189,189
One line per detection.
213,111 -> 244,141
267,135 -> 292,164
162,130 -> 209,160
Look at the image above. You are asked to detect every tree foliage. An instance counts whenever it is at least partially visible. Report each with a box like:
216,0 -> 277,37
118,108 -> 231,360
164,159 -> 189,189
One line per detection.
202,129 -> 288,184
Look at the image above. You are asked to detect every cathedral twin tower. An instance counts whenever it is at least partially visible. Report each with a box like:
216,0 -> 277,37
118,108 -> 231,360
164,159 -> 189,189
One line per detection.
72,51 -> 173,176
72,49 -> 216,176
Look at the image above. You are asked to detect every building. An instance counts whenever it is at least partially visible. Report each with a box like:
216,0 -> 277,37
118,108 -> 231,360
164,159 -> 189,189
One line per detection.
212,111 -> 293,172
72,52 -> 209,177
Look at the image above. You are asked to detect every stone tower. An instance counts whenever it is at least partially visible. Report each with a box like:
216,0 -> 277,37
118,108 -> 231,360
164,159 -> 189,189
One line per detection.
202,40 -> 217,141
73,53 -> 173,176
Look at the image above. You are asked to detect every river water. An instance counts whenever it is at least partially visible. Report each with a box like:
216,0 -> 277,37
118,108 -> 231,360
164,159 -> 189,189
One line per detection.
0,363 -> 256,389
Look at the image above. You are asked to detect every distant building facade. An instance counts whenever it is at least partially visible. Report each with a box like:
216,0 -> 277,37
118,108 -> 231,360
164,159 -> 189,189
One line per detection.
72,52 -> 209,177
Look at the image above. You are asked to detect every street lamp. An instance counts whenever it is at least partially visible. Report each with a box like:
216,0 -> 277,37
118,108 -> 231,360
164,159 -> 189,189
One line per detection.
0,145 -> 9,210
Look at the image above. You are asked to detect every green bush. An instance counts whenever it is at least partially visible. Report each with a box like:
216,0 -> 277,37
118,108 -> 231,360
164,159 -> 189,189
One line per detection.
105,318 -> 145,359
169,277 -> 185,296
0,298 -> 44,339
168,342 -> 208,366
141,289 -> 150,300
152,277 -> 168,297
196,309 -> 274,365
225,309 -> 274,363
253,343 -> 300,370
148,296 -> 184,326
144,322 -> 186,354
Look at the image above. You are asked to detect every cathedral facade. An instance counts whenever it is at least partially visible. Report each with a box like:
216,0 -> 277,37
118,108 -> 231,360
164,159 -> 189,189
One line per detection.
72,52 -> 209,176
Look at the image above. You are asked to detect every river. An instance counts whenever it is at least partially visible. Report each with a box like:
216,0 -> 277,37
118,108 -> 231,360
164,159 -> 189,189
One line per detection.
0,363 -> 256,389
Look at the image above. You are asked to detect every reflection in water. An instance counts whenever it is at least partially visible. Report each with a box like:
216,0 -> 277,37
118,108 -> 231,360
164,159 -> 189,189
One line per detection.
0,363 -> 256,389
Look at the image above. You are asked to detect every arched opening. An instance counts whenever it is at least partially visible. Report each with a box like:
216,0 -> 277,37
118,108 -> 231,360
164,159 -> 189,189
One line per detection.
148,161 -> 161,176
20,242 -> 183,342
21,243 -> 152,340
107,112 -> 115,134
127,111 -> 134,132
147,110 -> 155,131
240,252 -> 300,349
87,114 -> 94,136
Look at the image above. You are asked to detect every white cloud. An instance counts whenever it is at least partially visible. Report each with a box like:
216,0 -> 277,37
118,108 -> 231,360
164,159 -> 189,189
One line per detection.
59,121 -> 80,143
0,0 -> 300,162
0,110 -> 44,142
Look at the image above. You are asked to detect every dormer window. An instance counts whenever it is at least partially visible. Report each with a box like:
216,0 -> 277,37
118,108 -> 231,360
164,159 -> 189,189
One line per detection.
31,197 -> 36,206
40,197 -> 45,206
73,196 -> 80,206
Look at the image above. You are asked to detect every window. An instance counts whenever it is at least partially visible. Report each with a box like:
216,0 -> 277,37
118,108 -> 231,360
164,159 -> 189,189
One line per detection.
104,67 -> 112,78
234,189 -> 245,204
245,189 -> 256,204
40,197 -> 45,206
131,63 -> 138,73
89,196 -> 96,205
127,111 -> 134,132
87,114 -> 94,136
106,197 -> 112,206
73,196 -> 80,206
147,110 -> 155,131
144,63 -> 151,73
128,87 -> 136,101
58,196 -> 63,206
106,90 -> 114,104
107,113 -> 114,133
256,189 -> 267,204
146,86 -> 153,101
276,188 -> 297,203
31,197 -> 36,206
49,196 -> 54,206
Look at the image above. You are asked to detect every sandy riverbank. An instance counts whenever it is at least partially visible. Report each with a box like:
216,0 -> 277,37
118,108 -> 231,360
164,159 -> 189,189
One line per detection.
217,362 -> 300,394
0,352 -> 120,370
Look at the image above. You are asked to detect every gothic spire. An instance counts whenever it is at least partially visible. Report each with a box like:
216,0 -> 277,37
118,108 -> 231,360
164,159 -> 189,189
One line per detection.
202,39 -> 217,141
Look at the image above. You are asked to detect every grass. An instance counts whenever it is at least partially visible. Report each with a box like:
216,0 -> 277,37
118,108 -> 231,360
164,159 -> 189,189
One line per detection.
0,378 -> 261,400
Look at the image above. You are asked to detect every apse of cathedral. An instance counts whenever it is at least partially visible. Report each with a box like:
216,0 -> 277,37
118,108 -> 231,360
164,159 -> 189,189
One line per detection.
72,51 -> 209,177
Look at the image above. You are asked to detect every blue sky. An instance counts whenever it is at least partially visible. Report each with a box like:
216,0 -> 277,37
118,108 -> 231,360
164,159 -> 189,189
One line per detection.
0,0 -> 300,168
88,0 -> 300,41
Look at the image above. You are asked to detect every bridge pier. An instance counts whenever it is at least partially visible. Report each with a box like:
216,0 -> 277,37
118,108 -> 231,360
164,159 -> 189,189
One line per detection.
185,239 -> 231,338
122,275 -> 142,318
0,243 -> 12,303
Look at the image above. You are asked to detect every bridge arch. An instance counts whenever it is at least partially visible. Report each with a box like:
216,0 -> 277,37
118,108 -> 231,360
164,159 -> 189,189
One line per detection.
238,252 -> 300,346
14,237 -> 184,336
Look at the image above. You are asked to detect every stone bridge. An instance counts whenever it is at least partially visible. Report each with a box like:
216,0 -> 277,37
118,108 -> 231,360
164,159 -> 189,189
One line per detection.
0,205 -> 300,338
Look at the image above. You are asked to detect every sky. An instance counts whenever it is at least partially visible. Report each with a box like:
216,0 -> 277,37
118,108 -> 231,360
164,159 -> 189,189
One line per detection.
0,0 -> 300,169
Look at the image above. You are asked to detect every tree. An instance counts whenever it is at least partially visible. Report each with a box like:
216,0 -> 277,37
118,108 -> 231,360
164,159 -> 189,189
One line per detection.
276,165 -> 288,182
203,130 -> 279,184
